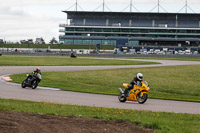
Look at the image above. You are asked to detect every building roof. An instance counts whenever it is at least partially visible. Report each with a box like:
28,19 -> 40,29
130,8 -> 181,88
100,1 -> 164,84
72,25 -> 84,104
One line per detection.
63,11 -> 200,19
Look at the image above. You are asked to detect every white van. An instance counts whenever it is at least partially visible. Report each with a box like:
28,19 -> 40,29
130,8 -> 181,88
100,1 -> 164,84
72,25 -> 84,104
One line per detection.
76,49 -> 90,54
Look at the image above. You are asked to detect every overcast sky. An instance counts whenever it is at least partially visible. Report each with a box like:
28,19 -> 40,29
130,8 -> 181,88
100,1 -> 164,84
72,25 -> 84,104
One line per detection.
0,0 -> 200,43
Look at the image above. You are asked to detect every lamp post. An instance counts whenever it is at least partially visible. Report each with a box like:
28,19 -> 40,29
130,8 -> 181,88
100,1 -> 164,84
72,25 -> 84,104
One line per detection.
87,34 -> 90,49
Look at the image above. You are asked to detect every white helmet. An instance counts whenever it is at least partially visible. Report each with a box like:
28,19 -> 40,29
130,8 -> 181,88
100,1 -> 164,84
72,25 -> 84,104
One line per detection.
137,73 -> 143,81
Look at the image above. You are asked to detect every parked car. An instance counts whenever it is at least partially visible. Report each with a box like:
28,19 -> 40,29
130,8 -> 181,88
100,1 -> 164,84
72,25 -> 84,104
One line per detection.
157,51 -> 165,55
178,50 -> 185,55
185,50 -> 191,55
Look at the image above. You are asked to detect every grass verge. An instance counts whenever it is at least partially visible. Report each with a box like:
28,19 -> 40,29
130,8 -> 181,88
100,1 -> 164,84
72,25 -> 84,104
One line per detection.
0,56 -> 159,66
10,65 -> 200,102
0,98 -> 199,133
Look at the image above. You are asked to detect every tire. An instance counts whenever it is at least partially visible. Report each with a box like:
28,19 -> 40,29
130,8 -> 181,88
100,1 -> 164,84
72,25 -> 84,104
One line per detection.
31,80 -> 38,89
118,93 -> 126,102
138,93 -> 148,104
21,80 -> 26,88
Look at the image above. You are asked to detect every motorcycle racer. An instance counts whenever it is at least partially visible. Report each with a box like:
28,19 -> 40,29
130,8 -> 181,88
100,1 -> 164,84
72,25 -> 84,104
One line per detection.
124,73 -> 143,97
32,67 -> 42,81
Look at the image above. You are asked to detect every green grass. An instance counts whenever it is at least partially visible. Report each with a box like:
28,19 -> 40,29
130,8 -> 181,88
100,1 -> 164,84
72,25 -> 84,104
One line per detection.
0,44 -> 115,50
0,98 -> 199,133
0,55 -> 159,66
10,65 -> 200,102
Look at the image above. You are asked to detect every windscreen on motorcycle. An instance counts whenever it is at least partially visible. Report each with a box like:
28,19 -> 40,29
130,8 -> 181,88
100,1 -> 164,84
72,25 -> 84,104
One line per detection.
143,81 -> 149,87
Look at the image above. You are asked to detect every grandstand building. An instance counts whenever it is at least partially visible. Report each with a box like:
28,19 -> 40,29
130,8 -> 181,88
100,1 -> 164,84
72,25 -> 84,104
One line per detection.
59,11 -> 200,48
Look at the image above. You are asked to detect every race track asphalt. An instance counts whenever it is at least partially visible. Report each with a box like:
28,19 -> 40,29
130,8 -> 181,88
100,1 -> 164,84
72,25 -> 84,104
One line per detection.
0,58 -> 200,114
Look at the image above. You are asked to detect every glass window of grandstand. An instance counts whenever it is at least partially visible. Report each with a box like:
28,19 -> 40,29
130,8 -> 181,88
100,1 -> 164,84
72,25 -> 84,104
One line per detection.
65,33 -> 75,36
196,30 -> 200,33
110,40 -> 116,46
120,34 -> 128,37
149,29 -> 157,33
178,30 -> 187,33
186,30 -> 192,33
93,40 -> 102,45
76,28 -> 84,31
59,39 -> 65,44
102,40 -> 111,45
64,39 -> 73,44
94,28 -> 102,32
131,29 -> 140,32
121,29 -> 130,32
75,33 -> 82,36
140,29 -> 148,33
111,34 -> 119,37
104,34 -> 112,37
103,28 -> 112,32
167,29 -> 176,33
83,40 -> 93,45
93,34 -> 104,36
85,28 -> 93,32
158,29 -> 167,33
74,39 -> 83,45
66,28 -> 75,31
132,35 -> 141,37
190,30 -> 198,33
60,39 -> 64,42
146,34 -> 153,37
128,41 -> 139,46
177,35 -> 196,38
81,33 -> 88,36
166,35 -> 175,38
112,29 -> 120,32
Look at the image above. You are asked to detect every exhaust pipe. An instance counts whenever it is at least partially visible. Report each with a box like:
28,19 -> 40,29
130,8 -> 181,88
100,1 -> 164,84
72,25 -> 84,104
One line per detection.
118,88 -> 124,94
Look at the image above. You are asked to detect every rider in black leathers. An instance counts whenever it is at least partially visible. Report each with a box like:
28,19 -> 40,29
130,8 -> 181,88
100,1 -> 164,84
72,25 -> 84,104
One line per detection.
31,67 -> 42,82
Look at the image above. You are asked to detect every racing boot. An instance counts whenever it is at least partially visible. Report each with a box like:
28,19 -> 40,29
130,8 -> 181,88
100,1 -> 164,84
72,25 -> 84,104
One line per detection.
124,89 -> 129,97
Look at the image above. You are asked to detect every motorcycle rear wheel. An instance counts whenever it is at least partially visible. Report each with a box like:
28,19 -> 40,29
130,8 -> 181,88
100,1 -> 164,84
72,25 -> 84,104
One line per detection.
118,93 -> 126,102
138,93 -> 148,104
32,80 -> 38,89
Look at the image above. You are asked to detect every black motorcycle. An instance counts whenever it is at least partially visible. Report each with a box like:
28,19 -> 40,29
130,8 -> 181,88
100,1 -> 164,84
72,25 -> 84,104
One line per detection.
21,74 -> 41,89
70,52 -> 77,58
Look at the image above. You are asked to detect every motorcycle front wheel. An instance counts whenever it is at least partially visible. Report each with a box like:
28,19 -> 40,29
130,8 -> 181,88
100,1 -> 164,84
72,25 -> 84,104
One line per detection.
138,93 -> 148,104
21,80 -> 26,88
118,93 -> 126,102
31,80 -> 38,89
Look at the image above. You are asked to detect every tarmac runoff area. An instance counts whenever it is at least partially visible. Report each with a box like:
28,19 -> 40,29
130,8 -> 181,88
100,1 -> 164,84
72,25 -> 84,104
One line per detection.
0,58 -> 200,114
